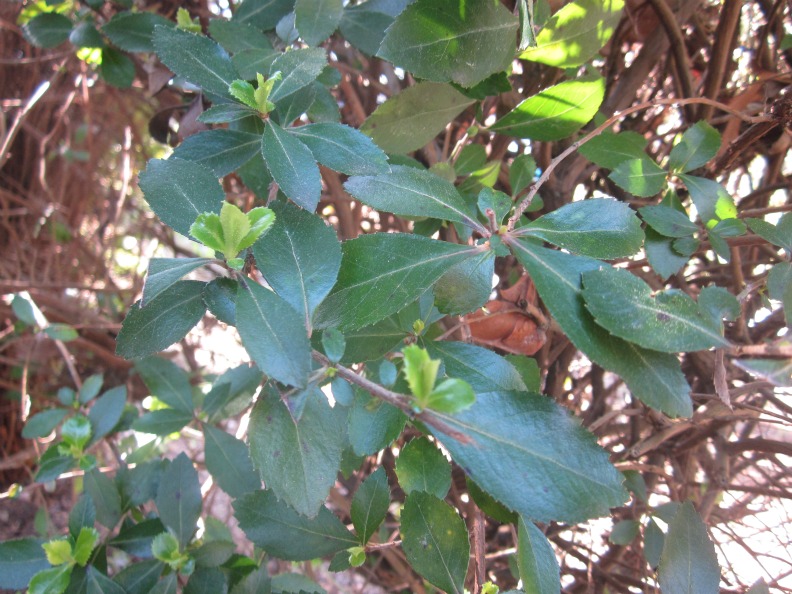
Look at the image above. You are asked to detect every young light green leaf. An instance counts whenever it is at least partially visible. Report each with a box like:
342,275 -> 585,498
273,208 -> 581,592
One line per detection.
135,356 -> 194,413
517,198 -> 644,258
313,234 -> 482,331
425,378 -> 475,414
668,121 -> 721,173
0,538 -> 50,591
520,0 -> 624,67
143,258 -> 212,307
172,130 -> 262,177
218,202 -> 254,257
156,453 -> 202,550
61,415 -> 92,450
295,0 -> 343,46
491,76 -> 605,140
517,519 -> 560,594
609,157 -> 668,197
235,280 -> 312,387
581,266 -> 730,352
658,501 -> 720,594
138,158 -> 225,238
400,492 -> 469,594
289,122 -> 390,176
254,71 -> 280,113
402,344 -> 440,402
395,437 -> 451,499
229,79 -> 261,110
248,387 -> 347,517
151,532 -> 182,564
235,489 -> 357,560
639,205 -> 698,238
344,166 -> 484,231
176,8 -> 201,32
152,26 -> 239,99
43,539 -> 73,566
577,130 -> 649,170
73,527 -> 100,566
350,467 -> 390,545
379,0 -> 518,87
268,48 -> 327,102
203,424 -> 260,498
261,121 -> 322,211
102,12 -> 175,53
361,82 -> 475,153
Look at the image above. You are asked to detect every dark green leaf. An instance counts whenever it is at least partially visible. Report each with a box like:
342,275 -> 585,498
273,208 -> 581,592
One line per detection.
426,390 -> 628,522
271,81 -> 316,126
518,198 -> 644,258
0,538 -> 49,590
235,489 -> 357,560
70,21 -> 105,48
149,573 -> 178,594
233,0 -> 295,30
99,48 -> 135,88
456,144 -> 487,176
658,501 -> 720,594
193,541 -> 235,568
645,227 -> 689,280
491,76 -> 605,140
69,494 -> 96,538
113,560 -> 164,594
517,519 -> 560,594
138,158 -> 225,238
433,250 -> 495,315
86,566 -> 126,594
623,470 -> 648,504
153,26 -> 239,99
295,0 -> 343,46
339,0 -> 408,56
204,424 -> 260,498
11,293 -> 39,326
268,48 -> 327,102
85,468 -> 122,528
747,213 -> 792,253
229,565 -> 271,594
348,389 -> 407,456
609,519 -> 640,545
172,131 -> 261,177
22,408 -> 68,439
361,82 -> 474,154
509,239 -> 692,416
321,328 -> 346,363
79,374 -> 104,404
253,201 -> 341,325
425,341 -> 526,392
185,568 -> 227,594
156,453 -> 202,549
103,12 -> 174,53
313,233 -> 482,330
350,467 -> 390,545
644,518 -> 664,569
520,0 -> 624,67
341,316 -> 407,364
261,122 -> 321,211
198,104 -> 258,124
401,492 -> 469,594
209,19 -> 273,53
248,387 -> 347,517
23,13 -> 72,48
379,0 -> 518,87
639,205 -> 698,238
232,48 -> 280,80
679,175 -> 737,227
505,354 -> 541,392
88,386 -> 127,443
289,123 -> 389,176
29,565 -> 72,594
395,436 -> 451,498
733,358 -> 792,388
467,478 -> 517,524
236,280 -> 312,387
204,278 -> 238,326
609,157 -> 667,197
133,409 -> 193,435
668,121 -> 721,173
509,154 -> 537,196
135,356 -> 193,413
578,130 -> 649,170
271,573 -> 325,593
143,258 -> 212,307
581,267 -> 730,352
203,364 -> 263,421
35,448 -> 75,483
768,261 -> 792,326
109,519 -> 166,557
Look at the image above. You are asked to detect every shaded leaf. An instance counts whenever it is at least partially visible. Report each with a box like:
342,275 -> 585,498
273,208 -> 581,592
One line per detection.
425,341 -> 526,392
517,519 -> 560,594
395,436 -> 451,498
172,130 -> 262,177
112,560 -> 164,594
350,467 -> 390,545
85,468 -> 122,528
23,13 -> 72,48
133,409 -> 193,435
103,12 -> 174,53
339,0 -> 408,56
262,121 -> 321,211
639,205 -> 698,238
135,356 -> 193,413
0,538 -> 49,591
733,358 -> 792,388
658,502 -> 720,594
156,453 -> 202,550
578,130 -> 649,170
233,0 -> 294,30
88,386 -> 127,443
203,424 -> 260,498
22,408 -> 68,439
348,389 -> 407,456
295,0 -> 343,46
143,258 -> 212,307
433,250 -> 495,315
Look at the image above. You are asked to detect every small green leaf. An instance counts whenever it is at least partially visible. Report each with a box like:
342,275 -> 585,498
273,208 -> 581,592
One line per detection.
350,467 -> 390,545
84,468 -> 122,528
425,378 -> 475,414
44,324 -> 78,341
203,424 -> 260,498
73,527 -> 99,566
733,358 -> 792,388
639,205 -> 698,238
88,386 -> 127,444
644,518 -> 665,569
172,130 -> 262,177
143,258 -> 212,307
109,518 -> 167,557
79,374 -> 104,404
322,328 -> 346,363
747,213 -> 792,253
395,436 -> 451,499
679,175 -> 737,227
23,13 -> 72,48
176,8 -> 202,32
609,519 -> 640,545
219,202 -> 253,258
29,565 -> 72,594
402,344 -> 440,404
43,539 -> 73,566
609,157 -> 668,197
262,121 -> 321,211
133,409 -> 194,435
517,519 -> 560,594
401,492 -> 469,594
99,48 -> 136,88
348,390 -> 407,456
151,532 -> 182,564
669,121 -> 721,173
112,560 -> 165,594
645,227 -> 689,280
61,415 -> 92,450
425,341 -> 527,392
658,501 -> 720,594
509,154 -> 537,196
578,130 -> 649,170
156,453 -> 202,550
268,47 -> 327,102
23,409 -> 68,439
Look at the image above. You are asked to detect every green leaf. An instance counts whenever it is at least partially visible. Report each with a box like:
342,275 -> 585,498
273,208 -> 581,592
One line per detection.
44,324 -> 78,341
135,356 -> 194,413
268,48 -> 327,102
402,344 -> 440,402
156,453 -> 202,550
361,82 -> 475,153
203,424 -> 260,498
768,261 -> 792,326
609,519 -> 640,545
102,12 -> 175,53
233,0 -> 294,30
204,278 -> 238,326
339,0 -> 407,55
426,390 -> 628,522
69,494 -> 96,539
733,358 -> 792,388
658,501 -> 720,594
348,389 -> 407,456
0,538 -> 50,590
99,48 -> 135,88
434,250 -> 496,316
236,280 -> 312,387
395,436 -> 451,499
248,387 -> 347,517
149,573 -> 178,594
578,130 -> 650,170
520,0 -> 624,67
133,409 -> 194,435
112,560 -> 164,594
679,175 -> 737,227
138,158 -> 225,238
88,386 -> 127,443
198,104 -> 258,124
508,239 -> 692,416
62,415 -> 92,449
426,378 -> 475,413
116,281 -> 206,360
379,0 -> 518,87
84,468 -> 122,528
314,234 -> 482,330
209,19 -> 273,53
505,354 -> 541,392
517,519 -> 560,594
295,0 -> 343,46
609,157 -> 668,197
747,213 -> 792,253
400,492 -> 469,594
73,527 -> 100,566
29,565 -> 72,594
517,198 -> 644,258
350,467 -> 390,545
12,293 -> 40,326
271,573 -> 325,593
341,316 -> 408,364
23,13 -> 72,48
581,267 -> 730,352
203,364 -> 263,421
344,166 -> 483,231
151,532 -> 181,563
321,328 -> 345,363
509,154 -> 537,196
143,258 -> 212,307
109,519 -> 167,557
261,121 -> 321,211
645,227 -> 689,280
35,447 -> 75,483
668,121 -> 721,173
425,341 -> 527,392
184,568 -> 227,594
491,76 -> 605,140
228,80 -> 263,111
644,518 -> 665,569
23,408 -> 68,439
289,123 -> 389,176
639,205 -> 698,238
232,48 -> 280,80
456,144 -> 487,176
43,539 -> 73,566
235,489 -> 357,560
173,130 -> 262,177
79,374 -> 104,404
153,26 -> 239,99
